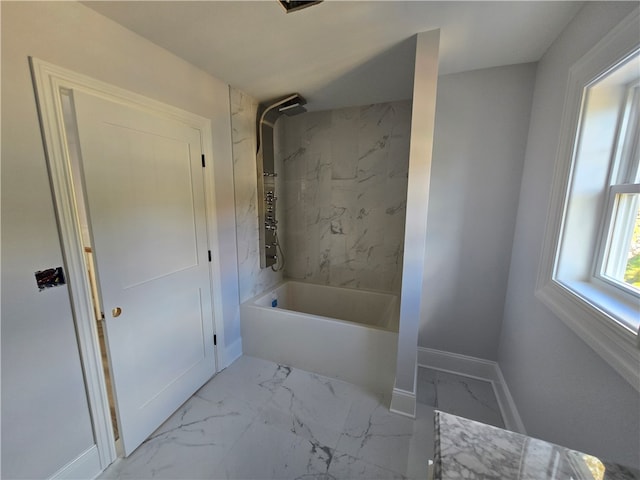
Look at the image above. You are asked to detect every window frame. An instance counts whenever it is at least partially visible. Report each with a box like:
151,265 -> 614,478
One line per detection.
595,185 -> 639,298
536,7 -> 640,392
591,79 -> 640,320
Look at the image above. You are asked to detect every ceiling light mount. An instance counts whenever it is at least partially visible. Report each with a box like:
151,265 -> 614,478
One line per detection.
278,0 -> 323,14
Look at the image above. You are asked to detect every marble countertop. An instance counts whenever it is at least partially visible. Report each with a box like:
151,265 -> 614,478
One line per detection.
434,410 -> 640,480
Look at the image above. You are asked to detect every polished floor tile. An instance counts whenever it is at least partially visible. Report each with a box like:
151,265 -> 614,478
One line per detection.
416,367 -> 437,407
416,367 -> 504,428
100,356 -> 437,480
216,421 -> 332,479
336,391 -> 415,476
99,394 -> 255,479
328,451 -> 406,479
258,369 -> 366,449
406,403 -> 436,479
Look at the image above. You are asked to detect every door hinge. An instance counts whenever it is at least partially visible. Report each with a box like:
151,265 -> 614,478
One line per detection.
213,334 -> 217,346
201,154 -> 206,168
208,250 -> 212,262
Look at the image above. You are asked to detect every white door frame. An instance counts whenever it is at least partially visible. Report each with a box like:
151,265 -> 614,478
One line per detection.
30,58 -> 228,474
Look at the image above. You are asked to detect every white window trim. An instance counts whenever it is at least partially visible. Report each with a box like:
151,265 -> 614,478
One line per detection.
536,7 -> 640,392
595,183 -> 640,305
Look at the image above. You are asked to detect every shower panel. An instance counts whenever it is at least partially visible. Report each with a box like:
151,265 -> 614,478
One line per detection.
256,93 -> 307,269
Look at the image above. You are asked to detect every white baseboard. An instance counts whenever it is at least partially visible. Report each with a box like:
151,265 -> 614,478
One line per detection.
50,445 -> 102,480
417,347 -> 499,381
222,336 -> 243,369
493,363 -> 527,435
417,347 -> 526,434
390,386 -> 416,418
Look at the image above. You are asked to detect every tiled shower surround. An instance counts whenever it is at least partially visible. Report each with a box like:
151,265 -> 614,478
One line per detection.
279,101 -> 411,292
231,88 -> 411,299
230,88 -> 283,302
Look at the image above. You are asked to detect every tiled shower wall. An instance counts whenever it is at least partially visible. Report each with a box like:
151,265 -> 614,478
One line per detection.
230,88 -> 283,302
279,101 -> 411,293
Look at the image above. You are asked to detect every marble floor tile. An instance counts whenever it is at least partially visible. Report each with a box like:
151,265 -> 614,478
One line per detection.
406,403 -> 436,480
416,367 -> 437,407
419,368 -> 505,429
202,355 -> 292,407
257,369 -> 365,449
435,370 -> 504,428
335,390 -> 415,476
100,356 -> 437,480
100,394 -> 255,479
327,451 -> 406,479
215,421 -> 332,480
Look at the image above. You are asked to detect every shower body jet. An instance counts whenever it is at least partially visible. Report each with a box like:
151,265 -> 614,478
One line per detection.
256,93 -> 307,269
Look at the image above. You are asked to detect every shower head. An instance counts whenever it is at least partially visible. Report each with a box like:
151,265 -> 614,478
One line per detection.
277,95 -> 307,116
256,93 -> 307,161
278,0 -> 323,14
258,93 -> 307,129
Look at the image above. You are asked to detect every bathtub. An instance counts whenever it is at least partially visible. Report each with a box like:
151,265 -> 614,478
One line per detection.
240,280 -> 399,393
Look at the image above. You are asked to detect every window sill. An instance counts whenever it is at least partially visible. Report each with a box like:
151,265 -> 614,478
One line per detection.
568,280 -> 639,336
536,278 -> 640,391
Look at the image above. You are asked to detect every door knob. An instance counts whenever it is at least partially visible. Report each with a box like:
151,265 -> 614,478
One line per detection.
112,307 -> 122,318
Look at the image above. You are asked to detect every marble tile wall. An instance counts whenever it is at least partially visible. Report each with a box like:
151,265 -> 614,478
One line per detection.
279,101 -> 411,293
230,88 -> 283,302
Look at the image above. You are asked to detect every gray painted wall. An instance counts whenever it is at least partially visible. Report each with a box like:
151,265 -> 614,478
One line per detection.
1,2 -> 238,477
419,63 -> 536,360
499,2 -> 640,469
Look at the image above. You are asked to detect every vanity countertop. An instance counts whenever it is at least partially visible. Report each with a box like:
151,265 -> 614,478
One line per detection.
434,410 -> 640,480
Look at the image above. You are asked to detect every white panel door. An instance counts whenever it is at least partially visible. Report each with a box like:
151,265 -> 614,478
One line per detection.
73,90 -> 215,456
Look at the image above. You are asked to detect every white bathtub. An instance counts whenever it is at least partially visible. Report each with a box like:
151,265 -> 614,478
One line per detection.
240,280 -> 399,393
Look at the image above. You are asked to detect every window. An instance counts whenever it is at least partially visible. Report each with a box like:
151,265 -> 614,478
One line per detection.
537,9 -> 640,391
595,82 -> 640,304
560,58 -> 640,335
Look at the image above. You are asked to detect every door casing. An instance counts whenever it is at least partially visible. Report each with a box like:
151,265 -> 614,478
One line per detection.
30,57 -> 228,474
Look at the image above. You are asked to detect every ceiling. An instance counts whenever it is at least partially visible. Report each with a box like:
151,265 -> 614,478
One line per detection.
84,1 -> 584,111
